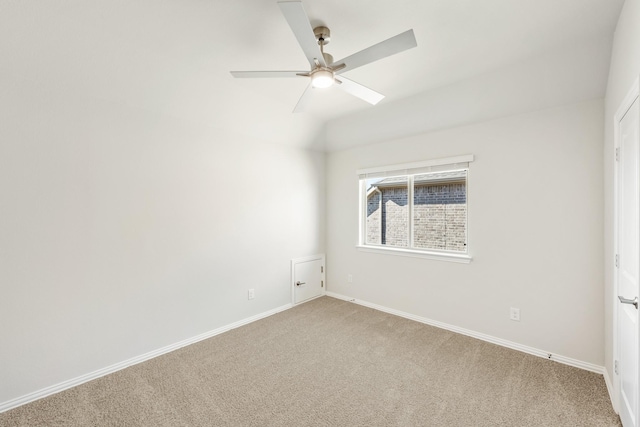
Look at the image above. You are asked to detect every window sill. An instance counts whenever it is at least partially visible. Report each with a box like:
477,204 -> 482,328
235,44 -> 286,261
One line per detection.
356,245 -> 472,264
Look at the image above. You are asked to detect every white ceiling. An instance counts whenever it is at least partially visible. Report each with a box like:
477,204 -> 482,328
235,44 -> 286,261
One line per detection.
0,0 -> 625,150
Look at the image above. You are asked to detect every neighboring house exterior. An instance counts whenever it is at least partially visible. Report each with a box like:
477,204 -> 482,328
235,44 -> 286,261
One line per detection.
366,171 -> 467,251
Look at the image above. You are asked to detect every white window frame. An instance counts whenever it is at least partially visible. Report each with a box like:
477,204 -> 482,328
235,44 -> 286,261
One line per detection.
357,155 -> 473,264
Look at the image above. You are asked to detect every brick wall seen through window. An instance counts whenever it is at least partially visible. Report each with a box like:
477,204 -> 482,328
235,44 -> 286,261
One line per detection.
364,170 -> 467,253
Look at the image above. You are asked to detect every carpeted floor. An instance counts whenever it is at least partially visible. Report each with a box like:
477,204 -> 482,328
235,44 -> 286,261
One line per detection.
0,296 -> 621,426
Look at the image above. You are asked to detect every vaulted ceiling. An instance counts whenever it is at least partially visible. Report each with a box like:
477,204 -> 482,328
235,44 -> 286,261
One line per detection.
0,0 -> 625,150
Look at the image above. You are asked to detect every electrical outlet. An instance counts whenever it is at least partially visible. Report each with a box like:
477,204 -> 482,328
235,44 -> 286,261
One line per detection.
248,289 -> 255,300
347,274 -> 353,283
509,307 -> 520,321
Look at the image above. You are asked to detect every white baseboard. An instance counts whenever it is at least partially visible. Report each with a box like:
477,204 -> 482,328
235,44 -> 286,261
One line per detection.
326,292 -> 605,374
0,303 -> 293,414
603,368 -> 618,413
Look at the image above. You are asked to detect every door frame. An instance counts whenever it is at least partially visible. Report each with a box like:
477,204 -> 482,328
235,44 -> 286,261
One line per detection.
613,76 -> 640,416
291,254 -> 326,305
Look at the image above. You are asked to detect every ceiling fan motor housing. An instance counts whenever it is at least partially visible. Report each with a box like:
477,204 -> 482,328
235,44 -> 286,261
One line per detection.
314,26 -> 331,45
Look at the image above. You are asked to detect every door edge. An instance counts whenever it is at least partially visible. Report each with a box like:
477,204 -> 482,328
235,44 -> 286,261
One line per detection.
612,75 -> 640,418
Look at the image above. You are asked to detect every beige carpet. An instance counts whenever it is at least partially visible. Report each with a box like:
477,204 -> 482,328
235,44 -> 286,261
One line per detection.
0,296 -> 620,426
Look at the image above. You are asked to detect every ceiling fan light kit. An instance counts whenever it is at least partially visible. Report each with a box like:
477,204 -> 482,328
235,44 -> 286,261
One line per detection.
230,0 -> 417,112
310,69 -> 334,88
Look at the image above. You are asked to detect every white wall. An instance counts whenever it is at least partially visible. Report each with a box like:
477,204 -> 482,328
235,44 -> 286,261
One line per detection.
326,99 -> 604,365
0,90 -> 325,404
604,0 -> 640,397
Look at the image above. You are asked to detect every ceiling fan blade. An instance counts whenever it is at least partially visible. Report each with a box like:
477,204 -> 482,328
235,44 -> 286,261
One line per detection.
335,76 -> 384,105
230,71 -> 306,78
293,84 -> 314,113
278,1 -> 326,68
334,29 -> 417,74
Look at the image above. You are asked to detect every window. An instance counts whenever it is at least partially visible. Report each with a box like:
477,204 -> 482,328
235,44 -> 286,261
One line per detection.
357,155 -> 473,262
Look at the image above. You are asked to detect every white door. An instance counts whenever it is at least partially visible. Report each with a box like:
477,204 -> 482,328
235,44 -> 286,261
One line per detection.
617,94 -> 640,427
292,255 -> 324,305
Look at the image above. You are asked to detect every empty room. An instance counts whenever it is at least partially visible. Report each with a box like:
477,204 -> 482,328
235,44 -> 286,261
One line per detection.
1,0 -> 639,425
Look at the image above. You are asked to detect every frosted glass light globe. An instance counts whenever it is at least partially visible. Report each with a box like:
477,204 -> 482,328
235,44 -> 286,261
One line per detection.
311,69 -> 334,88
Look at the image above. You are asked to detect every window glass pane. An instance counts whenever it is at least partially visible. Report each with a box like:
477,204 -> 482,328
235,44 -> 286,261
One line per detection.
413,170 -> 467,252
365,176 -> 409,248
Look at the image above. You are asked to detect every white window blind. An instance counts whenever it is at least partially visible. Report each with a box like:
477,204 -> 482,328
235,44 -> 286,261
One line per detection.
356,154 -> 474,179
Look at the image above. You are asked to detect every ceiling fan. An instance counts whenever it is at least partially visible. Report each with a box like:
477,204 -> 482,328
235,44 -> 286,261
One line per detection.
230,0 -> 417,113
